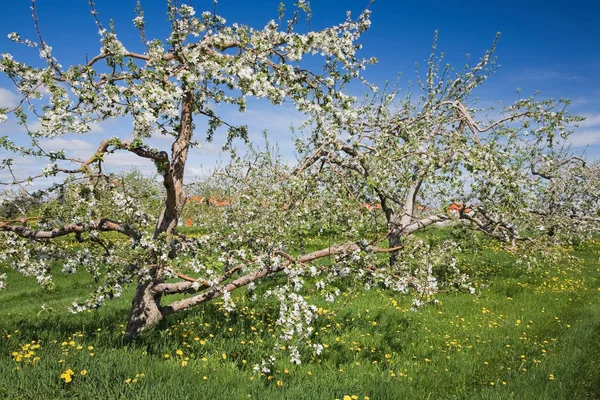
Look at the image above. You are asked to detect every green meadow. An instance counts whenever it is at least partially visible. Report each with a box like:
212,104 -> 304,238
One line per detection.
1,235 -> 599,400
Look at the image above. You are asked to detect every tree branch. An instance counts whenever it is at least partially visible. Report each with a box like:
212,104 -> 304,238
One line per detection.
0,218 -> 140,240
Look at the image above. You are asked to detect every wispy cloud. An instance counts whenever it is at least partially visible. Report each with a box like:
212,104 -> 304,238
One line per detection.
38,138 -> 96,152
509,68 -> 585,83
568,130 -> 600,147
578,113 -> 600,128
0,88 -> 19,109
568,112 -> 600,147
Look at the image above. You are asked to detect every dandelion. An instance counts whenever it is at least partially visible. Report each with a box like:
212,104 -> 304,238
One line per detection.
176,349 -> 183,356
80,369 -> 88,375
60,369 -> 75,383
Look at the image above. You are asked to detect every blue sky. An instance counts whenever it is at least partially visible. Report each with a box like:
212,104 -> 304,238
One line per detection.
1,0 -> 599,185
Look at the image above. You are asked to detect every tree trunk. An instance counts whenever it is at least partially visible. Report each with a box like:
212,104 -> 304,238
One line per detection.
124,89 -> 194,338
124,280 -> 163,339
388,229 -> 402,267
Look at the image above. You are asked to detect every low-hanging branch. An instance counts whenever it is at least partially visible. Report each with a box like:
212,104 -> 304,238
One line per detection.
157,242 -> 403,315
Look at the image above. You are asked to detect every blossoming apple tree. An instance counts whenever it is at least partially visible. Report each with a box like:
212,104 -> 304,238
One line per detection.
295,32 -> 599,272
0,0 -> 382,344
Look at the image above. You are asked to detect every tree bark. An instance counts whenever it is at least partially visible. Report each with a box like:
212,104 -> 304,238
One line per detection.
124,279 -> 163,339
124,89 -> 194,337
388,225 -> 402,267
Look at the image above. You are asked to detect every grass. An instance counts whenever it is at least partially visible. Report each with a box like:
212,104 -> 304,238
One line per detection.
0,236 -> 599,399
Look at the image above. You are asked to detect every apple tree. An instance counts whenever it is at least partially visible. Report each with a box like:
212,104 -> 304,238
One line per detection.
0,0 -> 380,346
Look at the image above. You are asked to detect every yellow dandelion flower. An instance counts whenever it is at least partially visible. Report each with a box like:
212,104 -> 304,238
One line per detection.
80,370 -> 87,375
60,369 -> 74,383
176,349 -> 183,356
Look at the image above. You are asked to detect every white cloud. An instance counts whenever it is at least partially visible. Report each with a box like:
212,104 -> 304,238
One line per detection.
88,122 -> 104,134
150,129 -> 175,141
511,68 -> 585,83
102,152 -> 158,176
567,113 -> 600,147
578,113 -> 600,128
38,138 -> 96,152
567,130 -> 600,147
188,166 -> 209,179
196,140 -> 222,156
0,88 -> 19,109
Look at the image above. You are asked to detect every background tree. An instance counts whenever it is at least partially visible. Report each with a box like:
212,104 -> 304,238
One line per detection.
296,32 -> 596,270
0,189 -> 44,219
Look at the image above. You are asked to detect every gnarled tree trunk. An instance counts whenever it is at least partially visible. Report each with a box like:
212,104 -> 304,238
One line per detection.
124,90 -> 194,338
124,279 -> 163,338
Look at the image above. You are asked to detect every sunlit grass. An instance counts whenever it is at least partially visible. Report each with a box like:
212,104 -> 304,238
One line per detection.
0,237 -> 599,399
